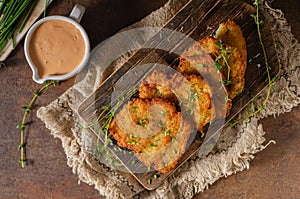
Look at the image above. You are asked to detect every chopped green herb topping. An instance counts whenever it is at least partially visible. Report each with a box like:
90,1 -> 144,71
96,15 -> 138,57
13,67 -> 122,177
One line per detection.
164,129 -> 171,136
198,64 -> 204,68
138,119 -> 147,125
149,143 -> 157,148
131,106 -> 137,113
158,121 -> 164,128
127,140 -> 137,145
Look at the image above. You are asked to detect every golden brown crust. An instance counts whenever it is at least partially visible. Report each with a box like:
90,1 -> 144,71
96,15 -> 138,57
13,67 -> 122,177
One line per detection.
215,19 -> 247,62
178,34 -> 246,99
177,37 -> 218,75
215,19 -> 247,98
135,119 -> 193,173
138,70 -> 221,132
109,98 -> 181,153
184,74 -> 214,131
139,70 -> 178,103
109,98 -> 195,173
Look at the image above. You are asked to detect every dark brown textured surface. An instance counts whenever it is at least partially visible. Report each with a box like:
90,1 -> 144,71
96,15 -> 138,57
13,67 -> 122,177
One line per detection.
77,0 -> 279,190
0,0 -> 299,198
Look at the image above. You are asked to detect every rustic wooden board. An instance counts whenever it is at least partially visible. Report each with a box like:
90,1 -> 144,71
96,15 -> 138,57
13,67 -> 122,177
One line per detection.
77,0 -> 279,190
0,0 -> 54,61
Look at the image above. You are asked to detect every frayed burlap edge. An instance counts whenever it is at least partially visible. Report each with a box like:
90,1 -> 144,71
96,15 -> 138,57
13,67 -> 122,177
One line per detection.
37,0 -> 300,198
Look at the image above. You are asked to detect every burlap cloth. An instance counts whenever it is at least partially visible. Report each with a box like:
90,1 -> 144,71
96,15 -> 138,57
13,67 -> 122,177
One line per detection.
37,0 -> 300,198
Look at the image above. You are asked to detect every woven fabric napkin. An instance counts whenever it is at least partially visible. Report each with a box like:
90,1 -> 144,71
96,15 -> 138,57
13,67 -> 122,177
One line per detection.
37,0 -> 300,198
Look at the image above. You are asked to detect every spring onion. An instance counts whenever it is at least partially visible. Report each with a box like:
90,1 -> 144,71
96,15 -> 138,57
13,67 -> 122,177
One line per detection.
0,0 -> 39,52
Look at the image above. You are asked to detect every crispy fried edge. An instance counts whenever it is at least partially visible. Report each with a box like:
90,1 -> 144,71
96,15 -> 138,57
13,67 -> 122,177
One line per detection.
109,98 -> 181,154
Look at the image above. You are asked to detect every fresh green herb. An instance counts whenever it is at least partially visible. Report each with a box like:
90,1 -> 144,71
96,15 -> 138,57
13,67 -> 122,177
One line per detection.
147,179 -> 151,185
94,86 -> 138,152
101,105 -> 110,111
153,174 -> 158,179
225,95 -> 231,103
17,80 -> 60,168
18,0 -> 38,33
172,137 -> 177,142
127,139 -> 137,145
43,0 -> 48,18
0,0 -> 39,52
214,62 -> 221,71
189,88 -> 199,102
197,87 -> 203,94
223,79 -> 232,86
158,121 -> 164,128
149,143 -> 157,148
215,40 -> 235,85
138,119 -> 147,125
200,115 -> 207,122
131,106 -> 137,113
91,87 -> 139,167
198,64 -> 204,68
244,0 -> 274,118
107,138 -> 113,143
164,129 -> 171,136
226,0 -> 276,128
114,146 -> 123,152
200,132 -> 205,138
228,119 -> 238,127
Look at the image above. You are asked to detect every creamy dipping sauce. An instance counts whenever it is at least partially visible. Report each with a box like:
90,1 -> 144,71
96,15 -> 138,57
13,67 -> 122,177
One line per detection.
29,20 -> 85,78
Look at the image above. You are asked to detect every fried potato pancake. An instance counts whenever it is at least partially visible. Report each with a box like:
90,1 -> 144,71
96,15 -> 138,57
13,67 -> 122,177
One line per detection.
109,98 -> 190,153
215,19 -> 247,99
185,74 -> 214,130
135,119 -> 193,173
139,70 -> 177,103
139,70 -> 220,132
109,98 -> 195,173
216,19 -> 247,63
177,34 -> 246,99
177,38 -> 217,75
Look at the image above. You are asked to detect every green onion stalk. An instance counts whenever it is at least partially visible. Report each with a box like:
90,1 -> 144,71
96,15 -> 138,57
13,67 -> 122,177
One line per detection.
0,0 -> 39,52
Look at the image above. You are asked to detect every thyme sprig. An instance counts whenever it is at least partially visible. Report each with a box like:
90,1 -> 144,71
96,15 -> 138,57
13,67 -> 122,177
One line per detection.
91,86 -> 138,160
215,39 -> 235,85
17,80 -> 60,168
228,0 -> 276,127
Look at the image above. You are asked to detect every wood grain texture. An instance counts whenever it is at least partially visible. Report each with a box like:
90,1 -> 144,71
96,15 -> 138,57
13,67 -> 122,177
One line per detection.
78,0 -> 280,190
0,0 -> 298,198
